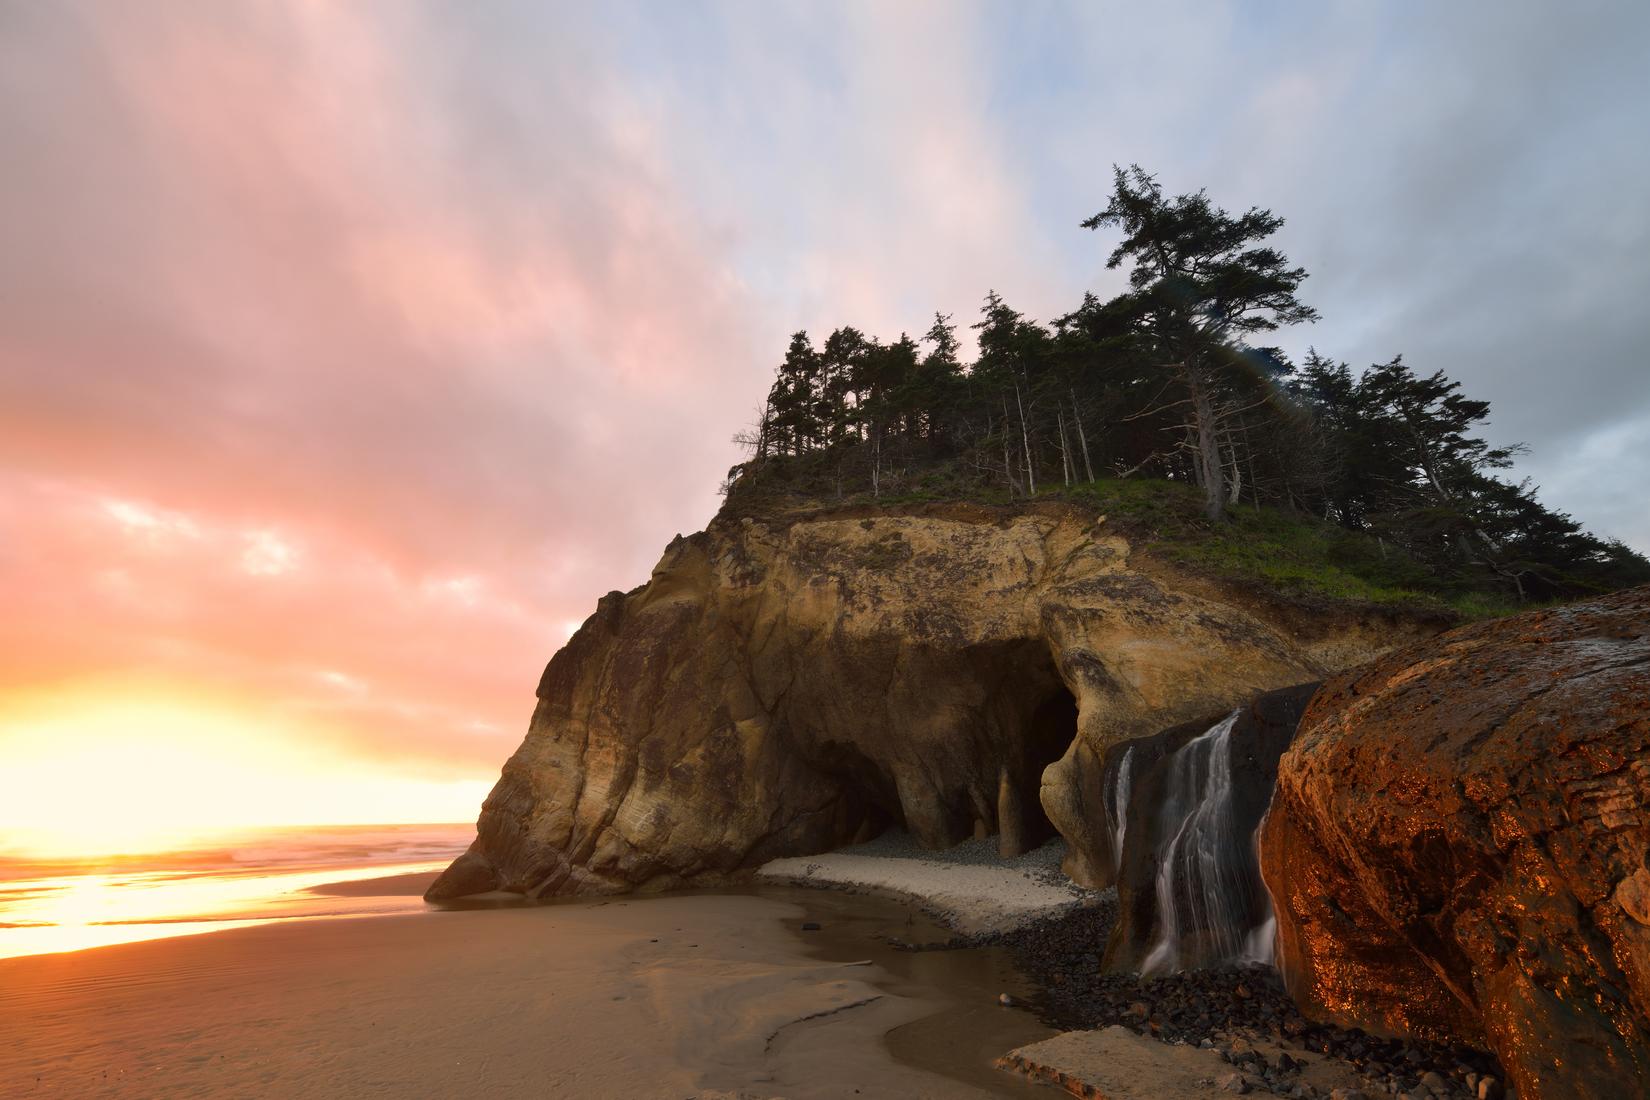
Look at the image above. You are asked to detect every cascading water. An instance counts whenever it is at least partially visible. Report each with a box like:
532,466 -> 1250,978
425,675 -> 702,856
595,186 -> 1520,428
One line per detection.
1107,746 -> 1135,877
1137,710 -> 1276,977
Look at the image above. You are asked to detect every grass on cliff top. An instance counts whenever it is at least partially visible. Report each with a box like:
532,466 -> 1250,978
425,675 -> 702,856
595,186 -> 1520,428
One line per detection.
1056,478 -> 1522,618
782,474 -> 1516,619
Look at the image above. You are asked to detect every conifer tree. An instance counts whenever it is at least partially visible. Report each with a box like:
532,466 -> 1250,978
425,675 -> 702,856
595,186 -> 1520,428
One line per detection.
1082,165 -> 1318,521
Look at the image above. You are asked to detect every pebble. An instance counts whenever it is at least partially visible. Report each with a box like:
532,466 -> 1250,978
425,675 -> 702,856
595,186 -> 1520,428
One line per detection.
974,894 -> 1505,1100
800,921 -> 821,931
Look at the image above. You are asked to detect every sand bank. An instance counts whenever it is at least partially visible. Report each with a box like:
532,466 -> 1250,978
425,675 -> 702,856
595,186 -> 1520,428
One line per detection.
759,832 -> 1098,937
0,887 -> 1055,1099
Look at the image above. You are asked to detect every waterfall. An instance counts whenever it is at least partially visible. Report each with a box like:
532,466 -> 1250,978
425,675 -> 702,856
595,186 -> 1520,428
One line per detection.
1137,710 -> 1275,977
1108,746 -> 1135,877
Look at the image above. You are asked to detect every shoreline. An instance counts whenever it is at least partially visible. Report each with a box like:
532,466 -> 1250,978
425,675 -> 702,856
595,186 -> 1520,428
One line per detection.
0,883 -> 1057,1099
2,837 -> 1511,1099
758,833 -> 1506,1100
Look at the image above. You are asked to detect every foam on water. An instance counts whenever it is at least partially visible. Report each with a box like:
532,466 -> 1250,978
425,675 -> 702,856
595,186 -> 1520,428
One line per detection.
1107,746 -> 1135,878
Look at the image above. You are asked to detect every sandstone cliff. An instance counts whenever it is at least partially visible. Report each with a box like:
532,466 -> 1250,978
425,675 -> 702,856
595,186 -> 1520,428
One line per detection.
430,502 -> 1438,901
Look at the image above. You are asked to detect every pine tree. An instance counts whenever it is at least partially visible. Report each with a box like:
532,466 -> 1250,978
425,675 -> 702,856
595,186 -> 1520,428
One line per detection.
1083,166 -> 1318,521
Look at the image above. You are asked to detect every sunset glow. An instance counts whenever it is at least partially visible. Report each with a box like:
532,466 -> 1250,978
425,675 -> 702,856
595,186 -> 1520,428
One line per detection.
0,858 -> 452,960
0,690 -> 489,859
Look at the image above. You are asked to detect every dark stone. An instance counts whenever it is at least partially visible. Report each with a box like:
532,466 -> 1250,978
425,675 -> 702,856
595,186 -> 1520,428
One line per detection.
423,842 -> 497,900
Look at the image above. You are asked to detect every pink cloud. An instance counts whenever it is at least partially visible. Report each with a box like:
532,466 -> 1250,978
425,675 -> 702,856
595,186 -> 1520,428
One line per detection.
0,5 -> 779,788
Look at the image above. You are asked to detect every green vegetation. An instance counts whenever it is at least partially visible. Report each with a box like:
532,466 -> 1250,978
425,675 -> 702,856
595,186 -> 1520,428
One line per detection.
724,166 -> 1650,610
1060,479 -> 1505,614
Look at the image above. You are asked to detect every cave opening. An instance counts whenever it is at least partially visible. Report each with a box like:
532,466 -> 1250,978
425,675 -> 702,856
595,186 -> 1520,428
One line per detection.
796,650 -> 1082,861
807,736 -> 906,839
999,682 -> 1077,856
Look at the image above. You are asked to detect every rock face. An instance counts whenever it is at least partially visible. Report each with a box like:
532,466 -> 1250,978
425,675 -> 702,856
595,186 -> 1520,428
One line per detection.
430,502 -> 1433,901
1105,683 -> 1318,974
1259,586 -> 1650,1100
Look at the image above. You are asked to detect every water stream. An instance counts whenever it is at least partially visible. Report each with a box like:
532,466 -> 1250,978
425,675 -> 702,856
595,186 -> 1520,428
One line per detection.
1138,710 -> 1276,976
1107,745 -> 1135,878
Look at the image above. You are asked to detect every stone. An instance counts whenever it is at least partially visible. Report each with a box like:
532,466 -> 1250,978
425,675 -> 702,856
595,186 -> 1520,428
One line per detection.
998,1025 -> 1232,1098
1218,1070 -> 1251,1093
1419,1071 -> 1448,1094
428,503 -> 1437,902
1261,586 -> 1650,1100
1476,1078 -> 1502,1100
1618,866 -> 1650,927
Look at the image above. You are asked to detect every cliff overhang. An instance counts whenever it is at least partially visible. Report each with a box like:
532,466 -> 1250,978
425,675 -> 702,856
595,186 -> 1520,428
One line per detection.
430,501 -> 1441,901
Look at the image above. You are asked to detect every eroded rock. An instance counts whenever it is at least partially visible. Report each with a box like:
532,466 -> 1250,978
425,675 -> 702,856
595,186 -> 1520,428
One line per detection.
1260,585 -> 1650,1100
430,503 -> 1432,902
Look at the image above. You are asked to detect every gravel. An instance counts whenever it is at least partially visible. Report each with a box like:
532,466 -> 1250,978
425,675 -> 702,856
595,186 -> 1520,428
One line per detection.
970,902 -> 1509,1100
764,831 -> 1510,1099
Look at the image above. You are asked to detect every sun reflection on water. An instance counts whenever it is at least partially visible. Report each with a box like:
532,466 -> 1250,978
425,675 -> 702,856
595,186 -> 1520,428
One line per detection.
0,824 -> 471,959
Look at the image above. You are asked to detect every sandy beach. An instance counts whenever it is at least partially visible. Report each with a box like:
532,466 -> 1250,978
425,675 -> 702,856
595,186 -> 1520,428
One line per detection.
0,881 -> 1058,1099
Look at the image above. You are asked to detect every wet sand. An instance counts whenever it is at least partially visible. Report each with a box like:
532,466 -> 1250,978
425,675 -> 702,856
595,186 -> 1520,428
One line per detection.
304,870 -> 442,897
0,886 -> 1056,1098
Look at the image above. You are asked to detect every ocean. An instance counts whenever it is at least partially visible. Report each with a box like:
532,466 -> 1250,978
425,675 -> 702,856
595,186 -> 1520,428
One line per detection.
0,822 -> 473,960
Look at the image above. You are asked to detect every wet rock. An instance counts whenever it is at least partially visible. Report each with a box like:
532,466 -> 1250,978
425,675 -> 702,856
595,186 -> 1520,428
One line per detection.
1617,867 -> 1650,927
1104,683 -> 1320,973
1261,586 -> 1650,1100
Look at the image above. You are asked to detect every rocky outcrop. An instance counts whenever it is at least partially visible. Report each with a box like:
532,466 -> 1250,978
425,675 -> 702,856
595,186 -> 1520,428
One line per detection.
430,502 -> 1435,901
1105,682 -> 1318,974
1259,586 -> 1650,1100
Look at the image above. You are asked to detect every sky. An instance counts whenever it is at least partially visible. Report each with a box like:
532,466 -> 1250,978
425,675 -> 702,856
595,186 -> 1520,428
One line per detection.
2,2 -> 1646,852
